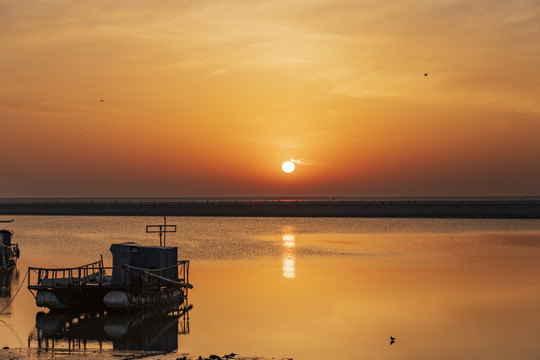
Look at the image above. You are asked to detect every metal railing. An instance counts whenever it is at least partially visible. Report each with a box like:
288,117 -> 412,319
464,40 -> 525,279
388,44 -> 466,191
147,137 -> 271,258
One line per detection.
28,259 -> 190,290
3,197 -> 540,207
28,259 -> 105,289
1,241 -> 19,269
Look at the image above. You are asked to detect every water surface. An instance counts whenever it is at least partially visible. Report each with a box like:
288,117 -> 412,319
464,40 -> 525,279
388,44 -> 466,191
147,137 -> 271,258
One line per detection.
1,216 -> 540,359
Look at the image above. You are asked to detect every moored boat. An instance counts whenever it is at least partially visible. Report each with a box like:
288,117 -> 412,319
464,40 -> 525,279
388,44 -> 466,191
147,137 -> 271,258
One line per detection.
27,218 -> 192,311
0,229 -> 19,272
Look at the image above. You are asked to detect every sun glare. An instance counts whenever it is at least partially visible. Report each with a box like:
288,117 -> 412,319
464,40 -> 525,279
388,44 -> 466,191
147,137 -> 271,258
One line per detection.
282,161 -> 295,173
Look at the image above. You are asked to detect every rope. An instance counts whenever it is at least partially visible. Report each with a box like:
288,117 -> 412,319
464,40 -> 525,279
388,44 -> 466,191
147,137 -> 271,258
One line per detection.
0,317 -> 24,347
0,268 -> 29,314
123,261 -> 187,272
121,264 -> 193,288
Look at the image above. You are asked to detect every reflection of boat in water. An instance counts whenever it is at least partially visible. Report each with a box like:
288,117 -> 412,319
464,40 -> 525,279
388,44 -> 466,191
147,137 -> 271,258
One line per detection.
1,229 -> 20,272
0,268 -> 19,314
27,218 -> 192,311
29,299 -> 192,352
0,268 -> 19,298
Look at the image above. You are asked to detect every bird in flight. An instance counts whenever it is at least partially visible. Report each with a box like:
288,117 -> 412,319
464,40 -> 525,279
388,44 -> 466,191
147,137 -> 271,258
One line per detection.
424,73 -> 428,76
390,336 -> 396,345
100,99 -> 104,102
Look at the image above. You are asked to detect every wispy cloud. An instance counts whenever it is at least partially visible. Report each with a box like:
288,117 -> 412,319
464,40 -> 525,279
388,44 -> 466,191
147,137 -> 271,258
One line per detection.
211,69 -> 229,76
5,0 -> 539,113
290,158 -> 319,166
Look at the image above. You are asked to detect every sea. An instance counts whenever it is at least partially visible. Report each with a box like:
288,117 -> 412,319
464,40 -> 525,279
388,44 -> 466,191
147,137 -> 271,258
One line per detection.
1,215 -> 540,359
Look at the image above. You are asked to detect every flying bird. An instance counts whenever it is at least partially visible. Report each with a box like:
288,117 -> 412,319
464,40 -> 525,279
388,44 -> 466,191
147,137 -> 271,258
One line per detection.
390,336 -> 396,345
424,73 -> 428,76
99,99 -> 104,102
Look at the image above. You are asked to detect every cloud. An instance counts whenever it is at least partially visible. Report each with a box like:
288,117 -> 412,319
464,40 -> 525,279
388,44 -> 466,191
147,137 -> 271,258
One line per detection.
290,158 -> 317,166
211,69 -> 229,76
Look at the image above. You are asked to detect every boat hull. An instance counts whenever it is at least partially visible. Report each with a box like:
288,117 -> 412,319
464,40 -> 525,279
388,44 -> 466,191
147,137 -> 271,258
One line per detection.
103,287 -> 185,311
35,285 -> 186,311
35,286 -> 109,310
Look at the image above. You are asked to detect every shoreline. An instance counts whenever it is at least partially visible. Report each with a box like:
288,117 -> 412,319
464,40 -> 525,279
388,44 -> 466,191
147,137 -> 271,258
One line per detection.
1,199 -> 540,218
0,348 -> 283,360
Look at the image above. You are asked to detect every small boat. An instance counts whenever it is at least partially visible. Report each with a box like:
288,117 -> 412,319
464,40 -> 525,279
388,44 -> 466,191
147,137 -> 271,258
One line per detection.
1,229 -> 20,272
28,218 -> 192,311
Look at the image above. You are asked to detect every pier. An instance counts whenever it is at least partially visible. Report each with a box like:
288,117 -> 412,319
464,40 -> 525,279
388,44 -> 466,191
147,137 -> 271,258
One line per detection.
1,198 -> 540,218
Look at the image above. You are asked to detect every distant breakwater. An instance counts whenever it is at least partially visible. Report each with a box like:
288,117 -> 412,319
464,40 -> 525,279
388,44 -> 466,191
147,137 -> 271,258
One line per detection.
1,199 -> 540,218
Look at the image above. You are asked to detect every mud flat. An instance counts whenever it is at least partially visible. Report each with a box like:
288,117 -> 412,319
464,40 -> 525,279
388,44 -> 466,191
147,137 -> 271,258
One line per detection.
0,348 -> 281,360
1,199 -> 540,218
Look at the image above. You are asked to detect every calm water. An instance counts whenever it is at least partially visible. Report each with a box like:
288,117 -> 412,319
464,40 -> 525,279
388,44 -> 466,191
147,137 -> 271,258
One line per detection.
1,216 -> 540,359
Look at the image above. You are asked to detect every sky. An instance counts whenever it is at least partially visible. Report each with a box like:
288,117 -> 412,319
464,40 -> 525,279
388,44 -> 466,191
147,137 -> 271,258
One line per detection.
1,0 -> 540,198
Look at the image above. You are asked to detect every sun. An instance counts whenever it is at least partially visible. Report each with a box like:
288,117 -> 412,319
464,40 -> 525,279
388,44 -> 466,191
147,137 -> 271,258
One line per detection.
282,160 -> 295,173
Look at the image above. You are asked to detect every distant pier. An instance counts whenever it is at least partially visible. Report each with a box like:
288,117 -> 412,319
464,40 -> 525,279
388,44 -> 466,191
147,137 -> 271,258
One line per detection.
1,198 -> 540,218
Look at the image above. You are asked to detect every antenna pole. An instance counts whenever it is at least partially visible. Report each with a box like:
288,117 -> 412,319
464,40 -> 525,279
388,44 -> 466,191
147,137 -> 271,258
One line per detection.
163,216 -> 167,247
146,217 -> 176,247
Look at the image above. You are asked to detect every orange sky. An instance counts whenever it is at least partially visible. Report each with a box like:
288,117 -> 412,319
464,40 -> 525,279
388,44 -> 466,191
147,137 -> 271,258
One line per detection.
1,0 -> 540,197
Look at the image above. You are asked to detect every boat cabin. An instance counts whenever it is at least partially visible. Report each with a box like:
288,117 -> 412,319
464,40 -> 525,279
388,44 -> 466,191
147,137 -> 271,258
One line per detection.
110,242 -> 178,286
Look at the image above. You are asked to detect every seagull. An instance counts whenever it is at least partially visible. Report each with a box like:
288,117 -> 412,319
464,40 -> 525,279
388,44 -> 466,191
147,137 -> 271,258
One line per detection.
424,73 -> 428,76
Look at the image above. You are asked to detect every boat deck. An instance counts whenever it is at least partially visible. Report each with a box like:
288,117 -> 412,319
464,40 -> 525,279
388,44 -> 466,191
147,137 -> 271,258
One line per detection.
28,259 -> 190,290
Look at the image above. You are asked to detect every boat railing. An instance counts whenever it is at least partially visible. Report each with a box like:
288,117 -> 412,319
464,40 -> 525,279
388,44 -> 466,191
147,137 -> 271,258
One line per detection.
28,260 -> 190,290
28,259 -> 106,289
1,241 -> 19,257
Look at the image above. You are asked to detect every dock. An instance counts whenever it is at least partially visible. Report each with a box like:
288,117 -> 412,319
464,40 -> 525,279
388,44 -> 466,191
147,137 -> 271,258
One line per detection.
2,198 -> 540,218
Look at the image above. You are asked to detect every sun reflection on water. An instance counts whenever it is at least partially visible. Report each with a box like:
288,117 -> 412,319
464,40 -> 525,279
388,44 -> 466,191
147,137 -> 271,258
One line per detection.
282,226 -> 296,279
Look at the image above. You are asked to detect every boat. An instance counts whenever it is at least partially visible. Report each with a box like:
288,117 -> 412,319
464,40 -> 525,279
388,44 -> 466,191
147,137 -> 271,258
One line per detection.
27,218 -> 192,311
0,229 -> 19,272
